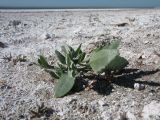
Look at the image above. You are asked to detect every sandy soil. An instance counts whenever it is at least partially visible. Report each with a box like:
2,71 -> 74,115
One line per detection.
0,9 -> 160,120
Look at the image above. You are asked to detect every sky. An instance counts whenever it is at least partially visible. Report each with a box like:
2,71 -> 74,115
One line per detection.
0,0 -> 160,8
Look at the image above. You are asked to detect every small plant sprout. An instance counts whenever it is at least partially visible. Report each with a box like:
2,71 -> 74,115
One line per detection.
37,41 -> 129,98
2,54 -> 27,65
38,44 -> 88,97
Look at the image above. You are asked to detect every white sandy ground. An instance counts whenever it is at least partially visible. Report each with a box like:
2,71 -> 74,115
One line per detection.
0,9 -> 160,119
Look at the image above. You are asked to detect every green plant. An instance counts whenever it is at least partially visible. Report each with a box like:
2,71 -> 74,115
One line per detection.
37,41 -> 129,98
2,54 -> 27,65
38,44 -> 88,97
89,41 -> 128,74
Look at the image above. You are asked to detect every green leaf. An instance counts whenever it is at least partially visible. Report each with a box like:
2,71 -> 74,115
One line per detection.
67,45 -> 75,53
89,41 -> 128,73
45,68 -> 61,79
54,71 -> 75,98
103,41 -> 120,49
55,50 -> 66,64
75,43 -> 82,56
71,62 -> 76,75
58,63 -> 67,71
61,46 -> 67,55
106,56 -> 129,71
92,41 -> 120,53
38,55 -> 49,68
89,49 -> 118,73
66,54 -> 71,68
78,52 -> 86,63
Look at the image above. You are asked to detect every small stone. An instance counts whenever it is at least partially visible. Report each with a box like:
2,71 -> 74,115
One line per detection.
137,53 -> 143,59
134,83 -> 145,90
141,54 -> 147,59
41,33 -> 51,40
46,33 -> 51,39
116,22 -> 129,27
0,42 -> 7,48
147,34 -> 151,37
98,100 -> 105,106
100,72 -> 105,76
144,40 -> 149,44
27,62 -> 34,66
68,98 -> 77,104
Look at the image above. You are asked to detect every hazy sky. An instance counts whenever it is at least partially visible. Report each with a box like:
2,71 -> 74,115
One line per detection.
0,0 -> 160,8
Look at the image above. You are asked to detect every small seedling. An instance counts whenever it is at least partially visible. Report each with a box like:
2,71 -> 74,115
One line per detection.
37,42 -> 128,98
2,53 -> 12,62
38,44 -> 88,97
2,54 -> 27,65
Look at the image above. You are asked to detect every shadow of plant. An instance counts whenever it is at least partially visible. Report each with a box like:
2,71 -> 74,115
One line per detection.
71,68 -> 160,96
112,69 -> 160,88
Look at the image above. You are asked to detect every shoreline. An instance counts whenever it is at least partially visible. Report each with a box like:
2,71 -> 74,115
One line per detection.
0,8 -> 160,13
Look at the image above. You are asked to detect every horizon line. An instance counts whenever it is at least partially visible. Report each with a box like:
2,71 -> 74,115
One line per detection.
0,6 -> 157,9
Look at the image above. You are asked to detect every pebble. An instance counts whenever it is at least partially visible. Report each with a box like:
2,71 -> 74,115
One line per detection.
144,40 -> 149,44
41,33 -> 51,40
0,42 -> 7,48
98,100 -> 107,107
134,83 -> 145,90
100,72 -> 105,76
27,62 -> 34,66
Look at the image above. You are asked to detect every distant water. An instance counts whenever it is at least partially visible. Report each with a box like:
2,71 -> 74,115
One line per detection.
0,0 -> 160,8
0,8 -> 159,13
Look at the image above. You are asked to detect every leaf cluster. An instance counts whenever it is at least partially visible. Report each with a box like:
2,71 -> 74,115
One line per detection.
38,44 -> 88,97
37,42 -> 129,98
